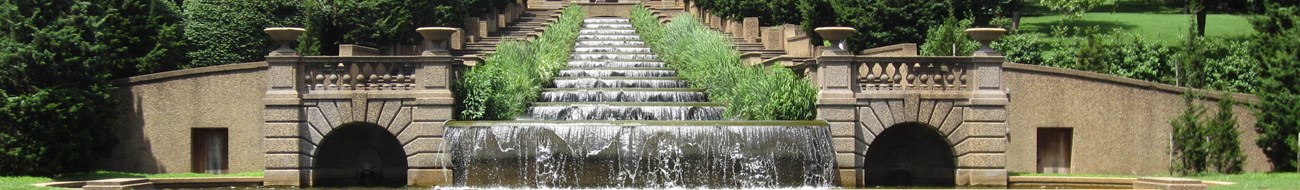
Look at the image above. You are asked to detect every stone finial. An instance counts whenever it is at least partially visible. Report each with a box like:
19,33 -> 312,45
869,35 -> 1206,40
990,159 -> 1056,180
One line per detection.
965,28 -> 1007,56
264,27 -> 305,56
416,27 -> 459,55
814,27 -> 856,53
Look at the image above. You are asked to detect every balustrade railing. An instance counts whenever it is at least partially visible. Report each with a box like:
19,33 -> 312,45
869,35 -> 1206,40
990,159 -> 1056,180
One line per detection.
813,55 -> 1003,95
299,56 -> 418,91
856,57 -> 972,91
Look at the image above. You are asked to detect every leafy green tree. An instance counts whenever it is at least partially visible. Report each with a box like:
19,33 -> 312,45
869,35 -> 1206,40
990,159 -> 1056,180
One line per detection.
1039,0 -> 1104,19
100,0 -> 187,76
920,17 -> 978,56
1251,0 -> 1300,172
1171,93 -> 1245,175
0,0 -> 119,176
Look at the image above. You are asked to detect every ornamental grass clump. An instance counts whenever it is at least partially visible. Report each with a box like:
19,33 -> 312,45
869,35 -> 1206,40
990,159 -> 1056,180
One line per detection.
457,5 -> 583,120
630,5 -> 816,120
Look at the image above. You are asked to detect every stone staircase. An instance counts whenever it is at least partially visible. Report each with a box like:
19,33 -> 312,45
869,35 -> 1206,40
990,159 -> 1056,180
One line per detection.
455,9 -> 563,56
527,17 -> 724,121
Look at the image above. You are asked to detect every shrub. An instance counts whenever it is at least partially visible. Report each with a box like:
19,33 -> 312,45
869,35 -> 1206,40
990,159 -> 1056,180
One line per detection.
993,31 -> 1179,85
183,0 -> 304,68
1171,93 -> 1245,175
920,17 -> 978,56
457,5 -> 583,120
631,5 -> 816,120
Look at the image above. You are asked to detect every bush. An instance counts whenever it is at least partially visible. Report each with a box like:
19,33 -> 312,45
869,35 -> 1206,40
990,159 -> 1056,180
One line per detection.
993,31 -> 1178,84
920,17 -> 978,56
1171,93 -> 1245,175
183,0 -> 304,68
631,5 -> 816,120
457,5 -> 583,120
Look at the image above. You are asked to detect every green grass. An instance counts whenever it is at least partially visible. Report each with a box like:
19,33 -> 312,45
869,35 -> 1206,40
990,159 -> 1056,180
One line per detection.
1,171 -> 263,189
1009,172 -> 1300,189
1192,173 -> 1300,190
1020,13 -> 1257,43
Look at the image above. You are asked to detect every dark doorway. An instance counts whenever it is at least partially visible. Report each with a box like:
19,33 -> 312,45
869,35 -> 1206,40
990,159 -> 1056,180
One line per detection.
192,128 -> 228,174
1037,128 -> 1073,174
862,123 -> 955,187
313,122 -> 408,187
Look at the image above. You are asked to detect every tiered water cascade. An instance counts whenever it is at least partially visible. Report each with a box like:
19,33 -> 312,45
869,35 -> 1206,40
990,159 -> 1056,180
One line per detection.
445,17 -> 836,188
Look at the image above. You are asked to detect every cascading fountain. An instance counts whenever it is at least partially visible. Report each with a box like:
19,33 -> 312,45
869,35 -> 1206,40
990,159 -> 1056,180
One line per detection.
445,17 -> 836,188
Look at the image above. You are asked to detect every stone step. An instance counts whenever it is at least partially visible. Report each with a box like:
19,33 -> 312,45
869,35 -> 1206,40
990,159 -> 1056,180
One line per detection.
538,90 -> 706,103
553,77 -> 688,88
445,120 -> 830,127
567,60 -> 666,68
524,104 -> 725,120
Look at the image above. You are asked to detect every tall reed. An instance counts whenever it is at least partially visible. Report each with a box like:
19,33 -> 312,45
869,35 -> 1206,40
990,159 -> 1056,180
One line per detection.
630,5 -> 816,120
458,5 -> 584,120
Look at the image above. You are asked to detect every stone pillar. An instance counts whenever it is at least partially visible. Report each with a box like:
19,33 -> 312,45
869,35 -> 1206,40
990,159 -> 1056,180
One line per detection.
464,17 -> 483,42
405,54 -> 457,187
815,54 -> 859,187
743,17 -> 759,43
954,56 -> 1009,186
262,27 -> 310,187
762,27 -> 785,50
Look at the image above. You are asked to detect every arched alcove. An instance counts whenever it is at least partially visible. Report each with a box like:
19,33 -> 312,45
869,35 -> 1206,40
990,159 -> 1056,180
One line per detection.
313,122 -> 408,187
862,122 -> 955,187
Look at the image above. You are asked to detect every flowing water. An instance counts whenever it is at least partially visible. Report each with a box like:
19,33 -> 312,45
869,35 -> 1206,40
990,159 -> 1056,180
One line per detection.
445,17 -> 837,188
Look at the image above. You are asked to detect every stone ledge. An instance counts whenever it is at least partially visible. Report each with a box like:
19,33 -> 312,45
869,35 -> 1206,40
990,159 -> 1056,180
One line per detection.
113,61 -> 268,85
1002,62 -> 1257,104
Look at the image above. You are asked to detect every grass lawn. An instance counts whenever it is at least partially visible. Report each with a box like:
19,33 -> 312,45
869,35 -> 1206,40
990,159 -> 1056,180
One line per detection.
1011,172 -> 1300,189
0,171 -> 262,189
1192,173 -> 1300,190
1019,13 -> 1257,43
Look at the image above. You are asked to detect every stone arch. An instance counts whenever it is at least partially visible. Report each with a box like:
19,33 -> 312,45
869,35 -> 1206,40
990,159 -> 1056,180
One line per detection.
862,122 -> 956,186
313,122 -> 408,187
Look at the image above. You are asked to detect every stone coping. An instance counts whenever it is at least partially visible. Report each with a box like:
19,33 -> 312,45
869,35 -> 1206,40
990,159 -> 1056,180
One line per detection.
112,61 -> 268,85
1002,62 -> 1258,104
446,120 -> 831,127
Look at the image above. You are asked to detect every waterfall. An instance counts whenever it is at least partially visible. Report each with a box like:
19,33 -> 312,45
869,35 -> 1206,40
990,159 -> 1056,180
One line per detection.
445,17 -> 835,189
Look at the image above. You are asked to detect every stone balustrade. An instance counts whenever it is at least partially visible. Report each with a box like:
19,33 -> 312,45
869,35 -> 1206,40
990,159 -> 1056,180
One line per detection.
298,56 -> 420,92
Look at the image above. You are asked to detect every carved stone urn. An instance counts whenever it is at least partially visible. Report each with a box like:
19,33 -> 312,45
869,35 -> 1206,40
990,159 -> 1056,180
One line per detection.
264,27 -> 306,56
965,28 -> 1007,56
814,27 -> 856,53
416,27 -> 460,55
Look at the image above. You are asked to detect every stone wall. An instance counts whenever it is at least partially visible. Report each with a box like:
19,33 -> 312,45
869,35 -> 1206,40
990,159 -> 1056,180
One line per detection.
1001,63 -> 1269,175
106,62 -> 269,173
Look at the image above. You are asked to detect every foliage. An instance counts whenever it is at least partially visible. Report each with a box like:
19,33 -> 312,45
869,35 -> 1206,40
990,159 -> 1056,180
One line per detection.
920,17 -> 978,56
186,0 -> 511,67
183,0 -> 304,68
1039,0 -> 1106,19
299,0 -> 465,55
457,5 -> 583,120
993,31 -> 1178,85
631,5 -> 817,120
1252,8 -> 1300,171
100,0 -> 187,76
1171,93 -> 1245,175
0,0 -> 130,176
